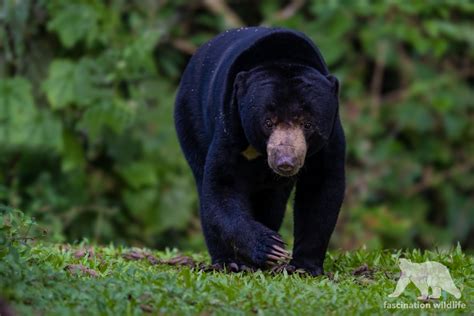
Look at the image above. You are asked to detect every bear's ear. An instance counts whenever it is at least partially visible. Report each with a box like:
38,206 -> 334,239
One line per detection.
234,71 -> 248,98
326,74 -> 339,96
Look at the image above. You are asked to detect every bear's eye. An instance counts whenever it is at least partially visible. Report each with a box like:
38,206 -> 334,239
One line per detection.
303,122 -> 312,130
264,119 -> 274,129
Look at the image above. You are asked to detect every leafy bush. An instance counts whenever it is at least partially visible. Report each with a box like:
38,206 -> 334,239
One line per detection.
0,206 -> 45,260
0,0 -> 472,250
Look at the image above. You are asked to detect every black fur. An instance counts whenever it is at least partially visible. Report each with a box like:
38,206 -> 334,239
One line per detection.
174,27 -> 345,275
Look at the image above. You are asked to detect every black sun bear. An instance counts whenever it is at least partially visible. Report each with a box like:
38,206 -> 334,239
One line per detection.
174,27 -> 345,276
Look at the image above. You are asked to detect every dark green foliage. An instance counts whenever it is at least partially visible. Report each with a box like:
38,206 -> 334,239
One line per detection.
0,0 -> 473,250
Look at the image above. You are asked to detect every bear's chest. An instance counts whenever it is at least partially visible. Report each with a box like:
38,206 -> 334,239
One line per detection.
235,155 -> 295,191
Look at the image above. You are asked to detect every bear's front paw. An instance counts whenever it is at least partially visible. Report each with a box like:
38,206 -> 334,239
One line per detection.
237,223 -> 291,267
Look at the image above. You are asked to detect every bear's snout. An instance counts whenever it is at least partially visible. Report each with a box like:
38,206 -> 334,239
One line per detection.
267,125 -> 307,177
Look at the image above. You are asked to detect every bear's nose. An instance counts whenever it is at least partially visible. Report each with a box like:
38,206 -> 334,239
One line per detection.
276,158 -> 295,173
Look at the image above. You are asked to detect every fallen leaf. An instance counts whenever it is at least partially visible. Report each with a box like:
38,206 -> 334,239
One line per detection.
123,250 -> 145,260
161,255 -> 196,267
140,304 -> 154,313
65,264 -> 99,277
352,264 -> 369,276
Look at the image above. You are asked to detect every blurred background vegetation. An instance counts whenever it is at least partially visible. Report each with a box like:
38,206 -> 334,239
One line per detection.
0,0 -> 473,252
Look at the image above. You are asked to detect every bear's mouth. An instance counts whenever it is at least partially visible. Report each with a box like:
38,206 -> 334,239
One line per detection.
266,124 -> 307,177
272,167 -> 299,177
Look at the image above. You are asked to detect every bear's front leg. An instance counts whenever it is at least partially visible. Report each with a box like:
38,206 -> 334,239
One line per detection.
291,120 -> 345,276
200,144 -> 290,268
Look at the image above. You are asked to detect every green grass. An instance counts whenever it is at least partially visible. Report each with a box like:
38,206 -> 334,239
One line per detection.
1,242 -> 472,315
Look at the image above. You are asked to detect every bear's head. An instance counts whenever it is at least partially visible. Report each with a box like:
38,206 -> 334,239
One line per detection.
234,62 -> 339,177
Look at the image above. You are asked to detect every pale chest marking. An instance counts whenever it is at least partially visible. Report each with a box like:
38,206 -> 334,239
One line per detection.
241,145 -> 261,160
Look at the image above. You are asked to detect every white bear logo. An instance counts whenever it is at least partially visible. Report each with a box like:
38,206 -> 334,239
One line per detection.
388,259 -> 461,300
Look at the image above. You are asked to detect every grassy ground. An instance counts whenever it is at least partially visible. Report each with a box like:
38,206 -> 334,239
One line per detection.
0,241 -> 472,315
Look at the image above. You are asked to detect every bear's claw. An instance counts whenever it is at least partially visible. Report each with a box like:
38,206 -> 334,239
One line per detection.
270,235 -> 287,245
271,245 -> 292,258
264,240 -> 292,265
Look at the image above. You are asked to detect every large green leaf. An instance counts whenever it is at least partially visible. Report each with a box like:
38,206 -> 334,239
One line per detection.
0,77 -> 61,150
43,60 -> 76,109
116,162 -> 158,190
0,77 -> 33,111
43,59 -> 102,109
61,130 -> 86,172
78,98 -> 135,140
47,3 -> 101,48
